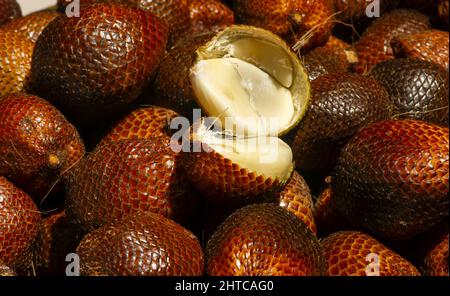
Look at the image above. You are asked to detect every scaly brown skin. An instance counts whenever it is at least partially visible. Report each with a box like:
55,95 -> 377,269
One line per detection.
0,11 -> 60,43
391,30 -> 449,71
322,231 -> 420,276
97,106 -> 180,148
302,46 -> 348,81
333,0 -> 399,22
354,9 -> 430,74
232,0 -> 335,52
438,0 -> 449,29
333,120 -> 449,241
0,94 -> 85,203
33,211 -> 85,275
32,4 -> 169,128
206,203 -> 326,276
57,0 -> 189,45
276,171 -> 317,234
77,212 -> 204,276
189,0 -> 234,34
370,58 -> 449,126
0,176 -> 41,273
0,31 -> 33,96
66,138 -> 198,232
322,36 -> 358,70
414,223 -> 449,276
292,73 -> 392,175
0,0 -> 21,26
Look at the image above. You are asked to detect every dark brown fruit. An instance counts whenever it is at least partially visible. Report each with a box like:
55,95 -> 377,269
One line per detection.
354,9 -> 430,74
414,223 -> 449,276
97,106 -> 179,148
152,33 -> 212,118
276,171 -> 317,234
370,58 -> 449,126
0,0 -> 21,26
322,36 -> 358,70
302,47 -> 348,81
189,0 -> 234,34
57,0 -> 189,45
66,138 -> 197,232
0,93 -> 85,202
322,231 -> 420,276
0,31 -> 33,96
314,177 -> 354,237
292,73 -> 392,175
333,0 -> 399,22
399,0 -> 437,14
333,120 -> 449,240
77,212 -> 204,276
33,211 -> 85,275
391,30 -> 449,71
0,260 -> 15,276
438,0 -> 449,29
0,176 -> 41,272
32,4 -> 169,127
233,0 -> 335,52
206,203 -> 326,275
0,11 -> 60,43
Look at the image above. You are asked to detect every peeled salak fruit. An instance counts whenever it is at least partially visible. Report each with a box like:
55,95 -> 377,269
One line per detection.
233,0 -> 335,52
182,118 -> 294,205
0,93 -> 85,202
414,223 -> 449,276
333,120 -> 449,240
97,106 -> 179,148
370,58 -> 449,126
0,176 -> 41,273
292,73 -> 392,175
275,171 -> 317,234
391,30 -> 449,71
33,211 -> 85,275
0,31 -> 33,96
0,0 -> 21,26
189,0 -> 234,34
0,11 -> 60,43
354,9 -> 430,74
66,138 -> 197,232
57,0 -> 189,45
322,231 -> 420,276
32,4 -> 169,127
206,203 -> 325,275
77,213 -> 204,276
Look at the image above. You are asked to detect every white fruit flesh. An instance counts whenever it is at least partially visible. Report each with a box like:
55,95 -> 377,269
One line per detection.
191,58 -> 294,136
194,122 -> 294,180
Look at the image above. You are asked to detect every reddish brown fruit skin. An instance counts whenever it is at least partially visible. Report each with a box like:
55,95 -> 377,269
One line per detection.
276,171 -> 317,234
0,93 -> 85,202
97,106 -> 179,148
0,0 -> 21,26
414,223 -> 449,276
0,11 -> 60,43
33,211 -> 85,275
66,138 -> 197,232
32,4 -> 169,127
391,30 -> 449,71
438,0 -> 449,29
232,0 -> 335,52
182,142 -> 285,206
333,120 -> 449,240
370,58 -> 449,126
206,203 -> 326,276
292,73 -> 392,175
322,36 -> 358,70
302,47 -> 347,81
322,231 -> 420,276
333,0 -> 399,22
77,213 -> 204,276
189,0 -> 234,34
57,0 -> 189,45
0,176 -> 41,272
354,9 -> 430,74
0,31 -> 33,96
